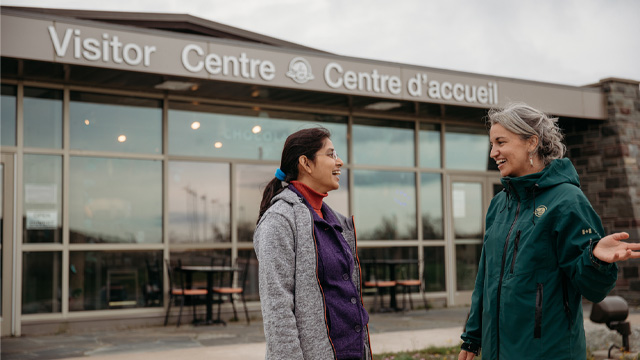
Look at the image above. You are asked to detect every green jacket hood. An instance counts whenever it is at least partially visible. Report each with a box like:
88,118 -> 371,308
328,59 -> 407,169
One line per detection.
500,158 -> 580,197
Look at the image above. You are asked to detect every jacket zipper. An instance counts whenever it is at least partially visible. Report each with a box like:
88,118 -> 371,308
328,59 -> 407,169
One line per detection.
535,283 -> 543,338
496,185 -> 520,360
307,209 -> 338,359
509,230 -> 522,274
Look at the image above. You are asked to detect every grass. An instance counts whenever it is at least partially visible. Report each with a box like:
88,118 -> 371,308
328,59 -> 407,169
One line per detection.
374,345 -> 640,360
373,344 -> 477,360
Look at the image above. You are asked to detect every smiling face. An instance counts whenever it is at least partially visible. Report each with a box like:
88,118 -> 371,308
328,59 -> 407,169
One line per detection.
490,123 -> 540,178
298,138 -> 343,193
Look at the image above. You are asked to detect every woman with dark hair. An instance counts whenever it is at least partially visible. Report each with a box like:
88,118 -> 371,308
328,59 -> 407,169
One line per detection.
458,102 -> 640,360
254,127 -> 372,360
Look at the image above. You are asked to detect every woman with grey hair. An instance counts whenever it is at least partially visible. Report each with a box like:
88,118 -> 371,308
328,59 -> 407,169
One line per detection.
458,102 -> 640,360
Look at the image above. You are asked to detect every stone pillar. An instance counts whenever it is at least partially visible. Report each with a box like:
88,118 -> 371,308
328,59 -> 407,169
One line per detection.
564,78 -> 640,304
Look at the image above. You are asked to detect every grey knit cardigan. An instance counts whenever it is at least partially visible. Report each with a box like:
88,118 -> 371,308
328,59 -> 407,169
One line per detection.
253,188 -> 372,360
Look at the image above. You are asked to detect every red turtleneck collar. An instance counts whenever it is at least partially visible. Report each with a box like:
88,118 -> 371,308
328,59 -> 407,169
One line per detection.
290,181 -> 328,218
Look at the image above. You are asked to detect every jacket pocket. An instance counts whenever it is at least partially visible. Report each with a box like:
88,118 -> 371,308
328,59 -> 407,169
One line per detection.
534,283 -> 543,339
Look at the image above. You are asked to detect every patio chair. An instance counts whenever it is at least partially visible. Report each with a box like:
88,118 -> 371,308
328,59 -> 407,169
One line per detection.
164,259 -> 207,327
396,261 -> 428,311
212,255 -> 251,325
363,258 -> 397,313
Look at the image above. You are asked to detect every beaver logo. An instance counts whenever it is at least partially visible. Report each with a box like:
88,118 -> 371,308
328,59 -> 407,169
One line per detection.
534,205 -> 547,217
286,57 -> 314,84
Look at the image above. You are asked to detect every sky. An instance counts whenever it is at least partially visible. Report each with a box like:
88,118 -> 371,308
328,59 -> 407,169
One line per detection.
2,0 -> 639,87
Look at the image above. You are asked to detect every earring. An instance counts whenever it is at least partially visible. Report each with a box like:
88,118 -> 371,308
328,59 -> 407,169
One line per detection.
529,156 -> 534,167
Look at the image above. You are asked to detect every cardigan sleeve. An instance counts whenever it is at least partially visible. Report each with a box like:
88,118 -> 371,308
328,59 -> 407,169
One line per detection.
254,210 -> 305,359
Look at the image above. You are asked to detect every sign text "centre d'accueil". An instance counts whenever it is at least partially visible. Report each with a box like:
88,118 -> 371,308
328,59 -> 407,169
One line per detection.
48,26 -> 498,105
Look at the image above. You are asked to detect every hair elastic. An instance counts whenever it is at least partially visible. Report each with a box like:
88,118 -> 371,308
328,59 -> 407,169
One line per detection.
275,168 -> 286,181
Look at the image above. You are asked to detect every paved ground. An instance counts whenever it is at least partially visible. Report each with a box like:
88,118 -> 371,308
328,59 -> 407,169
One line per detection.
1,305 -> 639,360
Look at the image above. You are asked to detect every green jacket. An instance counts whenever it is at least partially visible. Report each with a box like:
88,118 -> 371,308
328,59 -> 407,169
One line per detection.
461,158 -> 618,360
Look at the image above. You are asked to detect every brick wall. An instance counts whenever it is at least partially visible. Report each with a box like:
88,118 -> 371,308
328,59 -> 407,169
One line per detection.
564,78 -> 640,304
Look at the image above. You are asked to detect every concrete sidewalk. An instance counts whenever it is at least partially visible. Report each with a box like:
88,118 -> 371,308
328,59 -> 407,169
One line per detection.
2,305 -> 639,360
62,326 -> 463,360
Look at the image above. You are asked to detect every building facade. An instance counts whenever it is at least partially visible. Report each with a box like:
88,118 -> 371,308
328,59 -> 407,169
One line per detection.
1,6 -> 638,336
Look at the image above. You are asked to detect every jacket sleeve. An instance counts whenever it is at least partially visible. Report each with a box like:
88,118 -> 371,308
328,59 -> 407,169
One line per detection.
253,210 -> 305,359
460,242 -> 485,354
554,190 -> 618,303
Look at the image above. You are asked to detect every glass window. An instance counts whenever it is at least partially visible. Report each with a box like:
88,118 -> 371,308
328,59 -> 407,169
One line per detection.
419,123 -> 441,168
169,161 -> 230,244
353,118 -> 414,167
69,251 -> 163,311
23,251 -> 62,314
169,103 -> 348,161
69,157 -> 162,244
423,246 -> 446,292
445,126 -> 489,170
23,155 -> 62,243
456,244 -> 482,291
452,182 -> 483,239
421,173 -> 443,240
70,92 -> 162,154
1,85 -> 16,146
353,170 -> 416,240
24,87 -> 63,149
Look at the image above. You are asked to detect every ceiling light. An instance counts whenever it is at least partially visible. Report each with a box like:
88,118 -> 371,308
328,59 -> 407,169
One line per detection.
252,125 -> 262,134
191,121 -> 201,130
155,81 -> 199,91
214,142 -> 223,148
363,102 -> 403,111
84,119 -> 90,125
118,135 -> 127,142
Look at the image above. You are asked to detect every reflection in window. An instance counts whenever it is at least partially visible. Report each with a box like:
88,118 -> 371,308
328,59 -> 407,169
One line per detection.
424,246 -> 446,292
23,155 -> 62,243
69,157 -> 162,244
419,123 -> 441,168
452,182 -> 483,239
445,126 -> 489,170
70,92 -> 162,154
456,244 -> 482,291
353,118 -> 414,167
169,103 -> 347,161
1,84 -> 16,146
353,170 -> 416,240
24,87 -> 63,149
169,161 -> 230,244
421,173 -> 443,239
69,251 -> 163,311
22,251 -> 61,314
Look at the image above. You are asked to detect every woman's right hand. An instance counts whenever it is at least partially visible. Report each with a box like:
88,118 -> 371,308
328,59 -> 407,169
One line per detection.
458,350 -> 475,360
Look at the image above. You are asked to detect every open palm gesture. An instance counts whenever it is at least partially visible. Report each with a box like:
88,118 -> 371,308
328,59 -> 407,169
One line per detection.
593,232 -> 640,263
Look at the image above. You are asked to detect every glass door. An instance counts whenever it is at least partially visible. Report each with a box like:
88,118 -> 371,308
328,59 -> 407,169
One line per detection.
1,154 -> 15,336
446,174 -> 499,306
